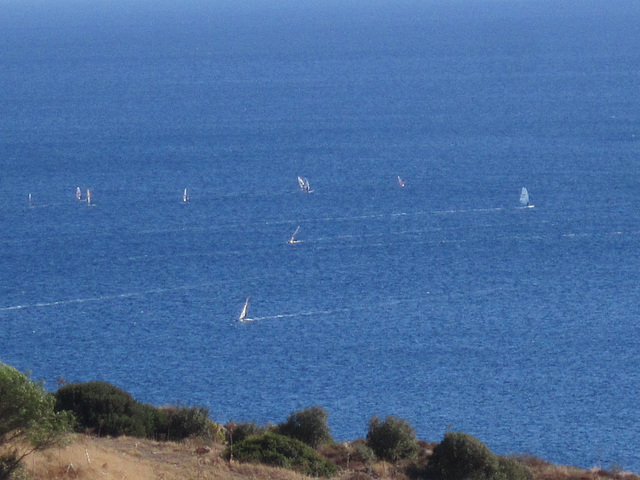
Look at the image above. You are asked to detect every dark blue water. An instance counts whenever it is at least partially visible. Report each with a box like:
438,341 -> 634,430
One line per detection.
2,0 -> 640,472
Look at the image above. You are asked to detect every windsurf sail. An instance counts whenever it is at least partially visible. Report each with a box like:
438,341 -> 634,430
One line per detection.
297,176 -> 312,193
239,296 -> 250,322
288,226 -> 301,244
520,187 -> 531,207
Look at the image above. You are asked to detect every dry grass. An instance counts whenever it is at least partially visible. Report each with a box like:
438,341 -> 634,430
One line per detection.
515,455 -> 640,480
17,435 -> 640,480
23,435 -> 323,480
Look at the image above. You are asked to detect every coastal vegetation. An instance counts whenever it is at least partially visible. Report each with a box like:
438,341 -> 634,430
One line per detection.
1,363 -> 638,480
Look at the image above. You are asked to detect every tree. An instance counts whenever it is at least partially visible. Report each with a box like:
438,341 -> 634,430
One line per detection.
0,363 -> 71,480
366,415 -> 420,462
276,406 -> 333,448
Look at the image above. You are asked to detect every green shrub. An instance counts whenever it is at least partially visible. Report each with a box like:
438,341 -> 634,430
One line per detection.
0,364 -> 71,480
54,382 -> 215,441
226,421 -> 268,444
227,432 -> 337,477
135,403 -> 170,440
427,432 -> 531,480
54,382 -> 140,436
427,432 -> 498,480
0,453 -> 27,480
366,415 -> 420,462
496,456 -> 534,480
165,405 -> 211,441
276,406 -> 333,448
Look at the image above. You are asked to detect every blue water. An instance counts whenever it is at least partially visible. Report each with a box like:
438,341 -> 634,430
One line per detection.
1,0 -> 640,471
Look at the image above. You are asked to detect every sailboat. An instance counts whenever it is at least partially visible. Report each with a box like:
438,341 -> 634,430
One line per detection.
519,187 -> 534,208
288,226 -> 301,244
28,194 -> 34,208
86,189 -> 94,206
183,188 -> 189,203
239,296 -> 251,322
397,176 -> 406,187
297,176 -> 313,193
75,187 -> 82,200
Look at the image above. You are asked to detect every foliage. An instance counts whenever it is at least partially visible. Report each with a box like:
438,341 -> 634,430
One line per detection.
54,381 -> 143,436
165,405 -> 211,441
0,363 -> 71,480
225,421 -> 268,444
427,432 -> 498,480
227,432 -> 337,477
54,381 -> 213,441
365,415 -> 420,462
318,440 -> 376,472
276,406 -> 333,448
426,432 -> 532,480
496,456 -> 534,480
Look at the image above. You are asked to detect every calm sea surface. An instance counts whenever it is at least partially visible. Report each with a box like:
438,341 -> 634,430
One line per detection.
1,0 -> 640,471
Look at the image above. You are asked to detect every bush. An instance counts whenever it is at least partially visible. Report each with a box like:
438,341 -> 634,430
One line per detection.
427,432 -> 532,480
54,382 -> 140,436
0,364 -> 71,480
54,382 -> 213,440
0,453 -> 27,480
135,404 -> 170,440
276,406 -> 333,448
366,415 -> 420,462
496,456 -> 534,480
165,405 -> 211,441
226,421 -> 268,444
227,432 -> 336,477
427,432 -> 497,480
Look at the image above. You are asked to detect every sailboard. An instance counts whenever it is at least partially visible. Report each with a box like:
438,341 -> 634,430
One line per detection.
288,226 -> 302,244
519,187 -> 534,208
75,187 -> 82,200
239,296 -> 251,322
397,176 -> 406,187
297,176 -> 313,193
183,188 -> 189,203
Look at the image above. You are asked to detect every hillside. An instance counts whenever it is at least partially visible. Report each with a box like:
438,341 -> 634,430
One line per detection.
22,434 -> 640,480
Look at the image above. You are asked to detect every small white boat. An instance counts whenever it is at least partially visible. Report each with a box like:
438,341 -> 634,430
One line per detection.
183,188 -> 189,203
75,187 -> 82,200
397,176 -> 406,187
519,187 -> 534,208
288,226 -> 302,244
239,296 -> 251,322
297,176 -> 313,193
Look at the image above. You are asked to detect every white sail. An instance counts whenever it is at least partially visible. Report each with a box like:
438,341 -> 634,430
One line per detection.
288,226 -> 301,244
519,187 -> 532,207
75,187 -> 82,200
183,188 -> 189,202
28,194 -> 34,208
397,176 -> 405,187
86,189 -> 92,206
297,176 -> 312,193
239,296 -> 250,322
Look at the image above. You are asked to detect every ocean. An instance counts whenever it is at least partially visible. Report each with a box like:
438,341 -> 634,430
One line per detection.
1,0 -> 639,471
